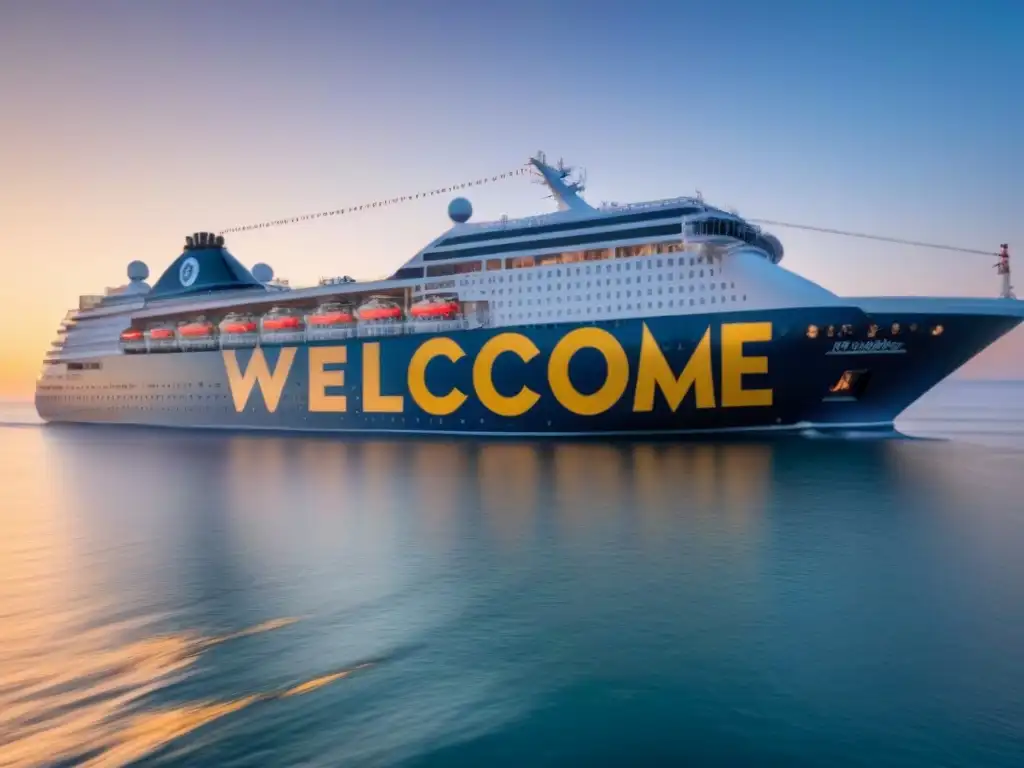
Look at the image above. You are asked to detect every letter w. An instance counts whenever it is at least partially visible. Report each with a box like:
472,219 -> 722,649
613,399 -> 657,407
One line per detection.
223,348 -> 296,413
634,324 -> 716,412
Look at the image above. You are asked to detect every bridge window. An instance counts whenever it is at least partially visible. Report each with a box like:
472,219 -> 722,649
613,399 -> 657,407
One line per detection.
427,263 -> 457,277
392,266 -> 425,280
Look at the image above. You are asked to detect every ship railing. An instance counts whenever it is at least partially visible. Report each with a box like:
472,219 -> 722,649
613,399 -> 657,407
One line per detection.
357,321 -> 405,338
407,318 -> 468,334
179,338 -> 219,352
259,330 -> 306,346
146,338 -> 179,354
306,326 -> 358,343
598,195 -> 705,213
220,333 -> 259,349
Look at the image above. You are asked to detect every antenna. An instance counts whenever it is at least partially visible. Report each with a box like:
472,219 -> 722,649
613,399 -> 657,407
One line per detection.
567,168 -> 586,196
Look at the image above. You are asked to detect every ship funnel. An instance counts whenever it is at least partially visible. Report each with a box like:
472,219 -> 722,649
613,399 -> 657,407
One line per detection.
184,232 -> 225,251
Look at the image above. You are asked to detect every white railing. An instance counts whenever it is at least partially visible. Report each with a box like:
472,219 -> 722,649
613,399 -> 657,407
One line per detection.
598,195 -> 705,213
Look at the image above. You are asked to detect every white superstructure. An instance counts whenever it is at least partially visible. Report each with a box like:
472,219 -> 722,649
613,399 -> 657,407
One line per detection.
41,152 -> 1017,369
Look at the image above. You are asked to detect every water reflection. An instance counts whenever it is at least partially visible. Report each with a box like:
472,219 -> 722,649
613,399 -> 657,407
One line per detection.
2,420 -> 1024,766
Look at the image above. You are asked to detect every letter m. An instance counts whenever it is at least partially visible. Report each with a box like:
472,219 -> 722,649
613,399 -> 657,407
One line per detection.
222,348 -> 296,413
634,324 -> 716,412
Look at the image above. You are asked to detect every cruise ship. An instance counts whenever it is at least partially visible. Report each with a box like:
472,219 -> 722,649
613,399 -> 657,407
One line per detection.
35,153 -> 1023,437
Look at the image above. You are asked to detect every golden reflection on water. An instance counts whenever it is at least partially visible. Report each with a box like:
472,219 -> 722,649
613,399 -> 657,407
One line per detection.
410,441 -> 467,539
477,443 -> 540,547
0,430 -> 370,768
0,429 -> 82,698
0,615 -> 374,768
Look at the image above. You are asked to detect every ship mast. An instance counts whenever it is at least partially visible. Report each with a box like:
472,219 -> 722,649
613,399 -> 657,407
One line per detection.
529,151 -> 594,213
996,244 -> 1016,299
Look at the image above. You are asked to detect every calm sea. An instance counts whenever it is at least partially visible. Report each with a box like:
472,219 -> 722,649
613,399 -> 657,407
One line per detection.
1,380 -> 1023,767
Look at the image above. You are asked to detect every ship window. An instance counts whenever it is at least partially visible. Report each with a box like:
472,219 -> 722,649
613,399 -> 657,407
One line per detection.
931,324 -> 944,336
392,266 -> 425,280
427,263 -> 457,277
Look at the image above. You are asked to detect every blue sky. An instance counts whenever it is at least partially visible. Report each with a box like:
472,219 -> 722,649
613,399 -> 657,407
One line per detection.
0,0 -> 1022,392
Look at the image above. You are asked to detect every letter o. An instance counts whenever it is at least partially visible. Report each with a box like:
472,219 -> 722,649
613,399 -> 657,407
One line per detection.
548,327 -> 629,416
473,333 -> 541,417
408,337 -> 467,416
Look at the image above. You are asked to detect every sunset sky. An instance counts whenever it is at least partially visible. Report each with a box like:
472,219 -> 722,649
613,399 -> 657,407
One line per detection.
1,0 -> 1022,399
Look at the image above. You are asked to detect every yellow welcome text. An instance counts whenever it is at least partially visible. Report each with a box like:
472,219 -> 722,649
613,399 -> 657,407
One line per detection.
721,322 -> 773,407
633,324 -> 716,412
309,346 -> 348,413
362,342 -> 404,412
473,333 -> 541,417
548,327 -> 629,416
222,348 -> 296,413
408,337 -> 467,416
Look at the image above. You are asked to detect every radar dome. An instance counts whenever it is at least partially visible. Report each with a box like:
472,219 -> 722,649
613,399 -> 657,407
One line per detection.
252,263 -> 274,283
127,260 -> 150,281
762,234 -> 784,264
448,197 -> 473,224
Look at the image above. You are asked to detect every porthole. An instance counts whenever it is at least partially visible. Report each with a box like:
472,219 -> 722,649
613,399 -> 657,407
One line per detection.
806,325 -> 819,339
931,324 -> 944,336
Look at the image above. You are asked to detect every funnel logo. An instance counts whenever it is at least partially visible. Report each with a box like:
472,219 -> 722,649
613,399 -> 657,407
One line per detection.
179,257 -> 200,287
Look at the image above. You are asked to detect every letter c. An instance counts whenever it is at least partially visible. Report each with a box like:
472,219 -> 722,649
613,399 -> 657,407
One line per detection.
408,337 -> 467,416
473,333 -> 541,417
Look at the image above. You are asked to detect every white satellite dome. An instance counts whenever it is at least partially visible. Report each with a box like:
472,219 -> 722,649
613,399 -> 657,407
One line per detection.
252,263 -> 274,283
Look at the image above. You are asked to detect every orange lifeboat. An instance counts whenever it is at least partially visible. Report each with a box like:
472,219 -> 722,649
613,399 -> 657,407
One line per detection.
178,320 -> 216,338
119,328 -> 147,354
219,312 -> 259,348
145,324 -> 179,352
357,297 -> 403,322
307,302 -> 355,326
219,313 -> 258,334
410,295 -> 460,319
261,310 -> 304,331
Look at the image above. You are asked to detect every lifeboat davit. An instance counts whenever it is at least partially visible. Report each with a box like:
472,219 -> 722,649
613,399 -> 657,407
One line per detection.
307,302 -> 355,326
357,297 -> 403,322
410,296 -> 460,320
